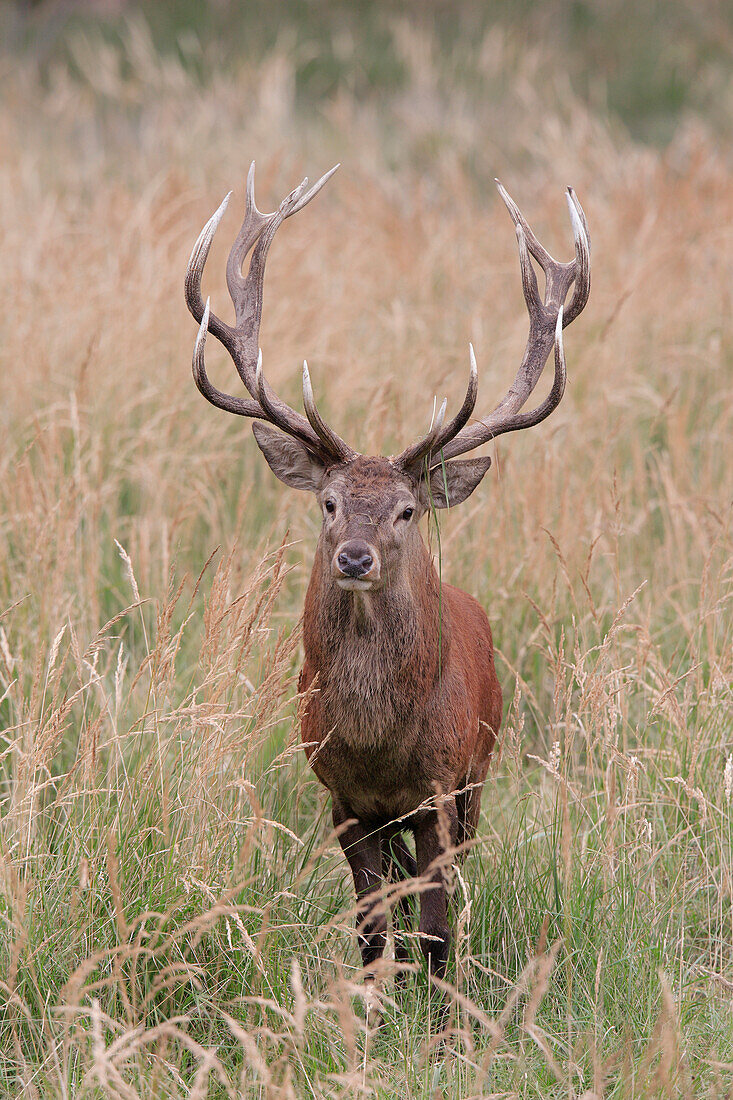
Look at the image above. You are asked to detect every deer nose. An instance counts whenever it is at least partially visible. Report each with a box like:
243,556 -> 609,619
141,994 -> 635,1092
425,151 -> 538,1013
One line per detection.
337,542 -> 374,578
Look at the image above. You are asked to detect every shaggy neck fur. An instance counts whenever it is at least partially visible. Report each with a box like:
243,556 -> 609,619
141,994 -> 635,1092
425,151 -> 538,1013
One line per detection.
303,535 -> 448,744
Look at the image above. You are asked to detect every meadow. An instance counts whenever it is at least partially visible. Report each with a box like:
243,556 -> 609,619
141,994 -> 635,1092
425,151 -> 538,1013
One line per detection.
0,3 -> 732,1096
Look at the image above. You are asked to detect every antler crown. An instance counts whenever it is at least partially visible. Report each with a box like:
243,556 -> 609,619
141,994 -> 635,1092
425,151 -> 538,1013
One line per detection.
186,166 -> 590,473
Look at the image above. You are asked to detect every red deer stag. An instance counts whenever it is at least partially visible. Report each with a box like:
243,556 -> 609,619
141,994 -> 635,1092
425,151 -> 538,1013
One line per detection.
185,164 -> 590,1019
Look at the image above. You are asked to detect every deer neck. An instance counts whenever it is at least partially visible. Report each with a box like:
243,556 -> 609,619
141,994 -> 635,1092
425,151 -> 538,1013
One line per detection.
303,537 -> 446,686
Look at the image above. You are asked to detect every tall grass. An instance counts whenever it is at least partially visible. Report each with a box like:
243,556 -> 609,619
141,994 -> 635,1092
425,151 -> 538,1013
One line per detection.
1,7 -> 732,1097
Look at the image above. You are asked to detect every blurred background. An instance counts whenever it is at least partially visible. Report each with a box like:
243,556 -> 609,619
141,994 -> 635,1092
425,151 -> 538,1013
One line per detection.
6,0 -> 733,144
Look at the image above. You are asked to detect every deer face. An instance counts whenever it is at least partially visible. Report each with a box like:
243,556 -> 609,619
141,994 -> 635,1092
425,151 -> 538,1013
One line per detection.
316,457 -> 420,591
251,425 -> 494,592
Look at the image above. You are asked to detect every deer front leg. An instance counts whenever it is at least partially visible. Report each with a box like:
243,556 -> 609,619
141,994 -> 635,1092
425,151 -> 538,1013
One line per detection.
382,833 -> 417,984
332,800 -> 387,982
413,801 -> 457,1032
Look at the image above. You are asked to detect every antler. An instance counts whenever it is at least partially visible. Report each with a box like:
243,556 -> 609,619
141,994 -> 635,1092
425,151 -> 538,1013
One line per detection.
396,183 -> 590,471
185,162 -> 356,463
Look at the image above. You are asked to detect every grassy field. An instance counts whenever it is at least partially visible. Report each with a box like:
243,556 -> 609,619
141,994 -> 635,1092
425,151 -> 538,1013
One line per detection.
1,2 -> 732,1096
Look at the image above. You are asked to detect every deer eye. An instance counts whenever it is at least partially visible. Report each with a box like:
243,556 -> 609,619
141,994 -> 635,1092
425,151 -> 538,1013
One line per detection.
401,507 -> 414,521
324,500 -> 336,515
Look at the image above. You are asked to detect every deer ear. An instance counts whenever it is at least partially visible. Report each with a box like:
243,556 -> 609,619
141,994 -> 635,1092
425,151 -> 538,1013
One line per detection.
420,455 -> 492,510
252,422 -> 326,492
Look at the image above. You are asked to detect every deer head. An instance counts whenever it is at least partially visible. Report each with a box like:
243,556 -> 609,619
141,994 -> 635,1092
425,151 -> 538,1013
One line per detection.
185,164 -> 590,593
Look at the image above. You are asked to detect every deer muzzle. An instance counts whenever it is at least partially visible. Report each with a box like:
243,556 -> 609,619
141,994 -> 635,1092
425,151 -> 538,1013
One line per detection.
333,540 -> 381,590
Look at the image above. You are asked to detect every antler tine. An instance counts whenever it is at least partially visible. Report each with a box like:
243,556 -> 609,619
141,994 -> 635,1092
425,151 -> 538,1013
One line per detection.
185,192 -> 240,354
254,349 -> 307,444
249,350 -> 353,455
438,184 -> 590,462
185,190 -> 231,318
396,347 -> 478,471
434,343 -> 479,447
290,163 -> 340,216
186,165 -> 353,464
564,188 -> 591,324
395,397 -> 447,471
223,163 -> 269,320
495,179 -> 554,269
302,361 -> 356,461
515,223 -> 543,321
